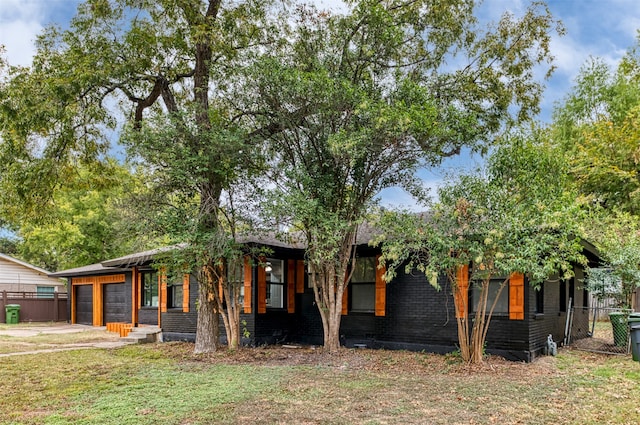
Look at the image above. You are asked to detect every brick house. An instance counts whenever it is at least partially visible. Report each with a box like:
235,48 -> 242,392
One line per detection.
50,236 -> 600,362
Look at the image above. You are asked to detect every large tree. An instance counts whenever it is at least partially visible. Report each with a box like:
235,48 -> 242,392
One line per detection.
375,138 -> 586,363
0,0 -> 277,353
550,37 -> 640,309
16,160 -> 143,271
552,43 -> 640,214
243,0 -> 563,352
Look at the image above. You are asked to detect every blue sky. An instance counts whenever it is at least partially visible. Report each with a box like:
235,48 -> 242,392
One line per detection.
2,0 -> 640,208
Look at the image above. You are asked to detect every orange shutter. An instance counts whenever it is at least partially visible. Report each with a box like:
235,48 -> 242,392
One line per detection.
375,256 -> 386,316
92,278 -> 102,326
131,267 -> 139,324
243,256 -> 253,313
182,274 -> 190,312
509,272 -> 525,320
296,260 -> 305,293
257,257 -> 266,314
160,269 -> 167,313
455,264 -> 469,319
218,272 -> 224,305
287,260 -> 296,313
341,267 -> 349,315
341,284 -> 348,315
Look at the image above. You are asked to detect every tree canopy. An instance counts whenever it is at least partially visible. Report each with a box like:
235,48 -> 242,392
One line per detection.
240,0 -> 563,351
375,138 -> 586,363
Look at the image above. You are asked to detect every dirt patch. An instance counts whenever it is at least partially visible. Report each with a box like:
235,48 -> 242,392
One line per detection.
159,341 -> 563,378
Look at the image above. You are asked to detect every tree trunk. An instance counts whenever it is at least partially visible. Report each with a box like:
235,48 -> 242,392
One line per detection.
310,232 -> 354,353
194,272 -> 219,353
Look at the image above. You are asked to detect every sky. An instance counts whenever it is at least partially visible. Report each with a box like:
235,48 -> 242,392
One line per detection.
1,0 -> 640,208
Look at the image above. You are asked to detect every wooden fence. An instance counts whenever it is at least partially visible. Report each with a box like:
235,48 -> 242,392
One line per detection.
0,291 -> 68,323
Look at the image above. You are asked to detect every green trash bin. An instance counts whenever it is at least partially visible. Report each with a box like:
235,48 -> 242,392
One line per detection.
5,304 -> 20,324
609,312 -> 629,347
630,324 -> 640,362
629,314 -> 640,360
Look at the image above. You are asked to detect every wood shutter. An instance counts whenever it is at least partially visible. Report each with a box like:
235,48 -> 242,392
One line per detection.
160,268 -> 168,313
455,264 -> 469,319
287,259 -> 296,313
509,272 -> 525,320
342,283 -> 348,315
182,274 -> 190,313
375,255 -> 386,316
243,255 -> 252,314
131,267 -> 139,324
296,260 -> 305,293
257,257 -> 266,314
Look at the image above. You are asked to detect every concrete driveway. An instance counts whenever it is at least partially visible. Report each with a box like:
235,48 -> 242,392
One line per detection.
0,323 -> 99,337
0,323 -> 134,357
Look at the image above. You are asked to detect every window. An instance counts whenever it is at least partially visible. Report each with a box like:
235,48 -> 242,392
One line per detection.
350,257 -> 376,313
569,277 -> 575,308
228,261 -> 244,306
266,259 -> 284,309
535,283 -> 544,314
472,278 -> 509,314
36,286 -> 55,299
167,281 -> 183,309
559,279 -> 567,312
142,271 -> 158,307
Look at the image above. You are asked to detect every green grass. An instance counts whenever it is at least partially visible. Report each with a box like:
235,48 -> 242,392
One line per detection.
1,343 -> 639,424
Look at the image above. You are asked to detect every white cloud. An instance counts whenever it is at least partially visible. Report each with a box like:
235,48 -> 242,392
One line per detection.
0,0 -> 46,68
0,20 -> 42,67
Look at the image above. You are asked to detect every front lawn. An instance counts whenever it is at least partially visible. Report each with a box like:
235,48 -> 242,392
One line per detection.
1,343 -> 639,424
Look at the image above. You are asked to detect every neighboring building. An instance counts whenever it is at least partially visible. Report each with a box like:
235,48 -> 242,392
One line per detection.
0,253 -> 66,296
50,238 -> 600,362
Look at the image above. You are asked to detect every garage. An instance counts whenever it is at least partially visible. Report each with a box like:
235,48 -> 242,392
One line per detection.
75,285 -> 93,325
103,283 -> 127,323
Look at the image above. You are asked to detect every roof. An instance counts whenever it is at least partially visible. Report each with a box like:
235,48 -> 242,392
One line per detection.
101,245 -> 186,268
47,223 -> 385,278
0,253 -> 54,276
48,262 -> 129,278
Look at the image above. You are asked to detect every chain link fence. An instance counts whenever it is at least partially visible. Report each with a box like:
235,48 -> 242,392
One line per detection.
569,307 -> 632,355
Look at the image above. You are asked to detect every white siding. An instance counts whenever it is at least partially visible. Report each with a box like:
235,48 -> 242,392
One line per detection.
0,257 -> 65,293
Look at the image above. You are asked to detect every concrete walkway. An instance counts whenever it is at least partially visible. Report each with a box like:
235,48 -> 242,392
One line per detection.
0,323 -> 135,357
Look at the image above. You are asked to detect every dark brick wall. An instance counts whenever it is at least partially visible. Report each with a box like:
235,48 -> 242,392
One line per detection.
291,292 -> 324,345
527,264 -> 590,360
163,275 -> 258,344
138,308 -> 158,325
161,275 -> 197,337
377,270 -> 459,347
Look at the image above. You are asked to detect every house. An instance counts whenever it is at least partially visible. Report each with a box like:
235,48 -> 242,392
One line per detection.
0,253 -> 68,322
0,253 -> 66,296
49,237 -> 601,362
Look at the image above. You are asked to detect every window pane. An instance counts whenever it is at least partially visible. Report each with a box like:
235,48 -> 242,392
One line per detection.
267,283 -> 283,308
170,284 -> 183,309
535,283 -> 544,314
266,259 -> 283,283
228,260 -> 244,284
472,280 -> 508,314
36,286 -> 55,299
351,257 -> 376,283
351,283 -> 375,312
143,272 -> 158,307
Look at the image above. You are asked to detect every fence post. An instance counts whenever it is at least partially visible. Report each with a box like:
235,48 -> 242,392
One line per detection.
54,292 -> 59,321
